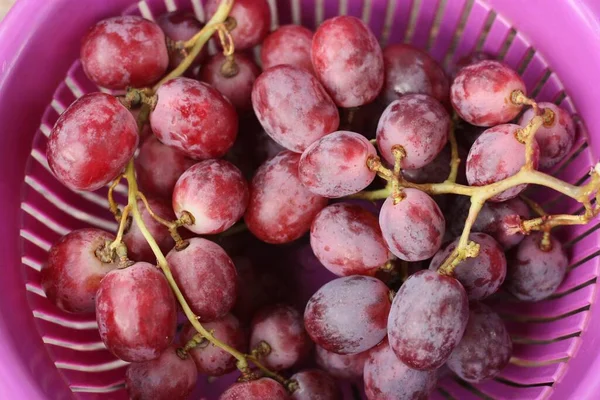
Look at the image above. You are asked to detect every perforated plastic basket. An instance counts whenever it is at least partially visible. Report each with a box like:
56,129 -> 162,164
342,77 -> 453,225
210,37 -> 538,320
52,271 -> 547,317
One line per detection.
1,0 -> 600,399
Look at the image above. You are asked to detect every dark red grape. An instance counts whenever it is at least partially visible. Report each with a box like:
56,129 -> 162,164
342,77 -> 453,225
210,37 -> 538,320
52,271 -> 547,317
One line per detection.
381,44 -> 449,106
376,94 -> 450,169
96,262 -> 177,362
156,11 -> 207,70
199,52 -> 261,111
206,0 -> 271,51
181,314 -> 246,376
166,238 -> 237,321
290,369 -> 341,400
47,92 -> 139,191
299,131 -> 377,197
123,198 -> 175,263
467,124 -> 540,201
261,25 -> 314,73
472,197 -> 530,249
219,378 -> 290,400
310,203 -> 390,276
136,135 -> 196,200
81,16 -> 168,89
364,341 -> 436,400
379,189 -> 445,261
451,60 -> 526,126
429,233 -> 506,300
245,151 -> 328,244
304,276 -> 391,354
402,145 -> 451,184
172,159 -> 248,235
447,302 -> 512,382
252,65 -> 339,153
455,119 -> 486,148
250,304 -> 312,371
41,228 -> 117,313
388,270 -> 469,370
505,233 -> 568,301
125,345 -> 197,400
315,345 -> 370,380
151,77 -> 238,160
312,16 -> 384,107
519,102 -> 576,169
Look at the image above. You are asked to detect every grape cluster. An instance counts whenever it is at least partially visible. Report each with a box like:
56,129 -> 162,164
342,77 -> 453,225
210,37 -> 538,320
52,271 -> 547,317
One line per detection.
40,1 -> 592,399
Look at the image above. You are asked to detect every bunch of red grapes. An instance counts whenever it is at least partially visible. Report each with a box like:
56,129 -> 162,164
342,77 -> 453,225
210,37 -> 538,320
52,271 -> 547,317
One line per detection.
41,0 -> 580,399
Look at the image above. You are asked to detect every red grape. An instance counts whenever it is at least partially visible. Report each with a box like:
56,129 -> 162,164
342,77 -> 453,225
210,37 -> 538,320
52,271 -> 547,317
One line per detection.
472,197 -> 530,250
220,378 -> 290,400
290,370 -> 341,400
172,159 -> 248,235
364,341 -> 436,400
505,233 -> 568,301
261,25 -> 314,73
466,124 -> 539,202
315,345 -> 370,380
166,237 -> 237,321
376,94 -> 450,169
252,65 -> 339,153
96,262 -> 177,362
47,92 -> 138,191
135,135 -> 196,200
455,119 -> 486,148
447,302 -> 512,382
379,189 -> 445,261
298,131 -> 377,198
156,11 -> 207,70
199,52 -> 261,111
451,60 -> 526,126
41,228 -> 117,313
449,52 -> 492,78
123,198 -> 175,263
429,233 -> 507,300
81,16 -> 168,89
245,151 -> 328,244
304,276 -> 391,354
181,314 -> 246,376
125,345 -> 197,400
312,16 -> 384,107
310,203 -> 390,276
387,270 -> 469,370
519,102 -> 576,169
206,0 -> 271,51
250,304 -> 312,370
381,44 -> 449,106
151,77 -> 238,160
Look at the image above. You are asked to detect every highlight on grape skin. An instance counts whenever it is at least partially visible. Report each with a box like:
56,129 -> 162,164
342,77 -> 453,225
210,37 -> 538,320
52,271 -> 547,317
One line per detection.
36,3 -> 600,398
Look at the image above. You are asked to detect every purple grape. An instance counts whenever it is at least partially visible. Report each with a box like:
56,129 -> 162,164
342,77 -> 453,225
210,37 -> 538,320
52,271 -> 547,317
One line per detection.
379,189 -> 445,262
219,378 -> 290,400
505,233 -> 568,301
519,102 -> 576,169
449,52 -> 493,78
304,276 -> 391,354
364,341 -> 436,400
298,131 -> 377,198
310,203 -> 391,277
290,370 -> 341,400
466,124 -> 540,202
387,270 -> 469,370
376,94 -> 450,169
429,233 -> 507,300
472,197 -> 530,249
447,302 -> 512,382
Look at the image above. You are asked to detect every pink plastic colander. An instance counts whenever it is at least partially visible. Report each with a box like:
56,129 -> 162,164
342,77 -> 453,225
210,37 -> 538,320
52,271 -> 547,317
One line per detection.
1,0 -> 600,398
